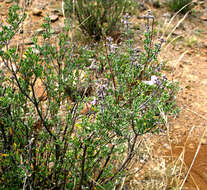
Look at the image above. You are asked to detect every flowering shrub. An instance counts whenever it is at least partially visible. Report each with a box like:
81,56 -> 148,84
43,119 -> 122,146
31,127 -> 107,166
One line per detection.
0,3 -> 178,189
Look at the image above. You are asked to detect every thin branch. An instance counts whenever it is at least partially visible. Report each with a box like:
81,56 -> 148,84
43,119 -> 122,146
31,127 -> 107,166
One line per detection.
104,38 -> 118,103
95,145 -> 115,183
104,134 -> 138,184
79,144 -> 87,190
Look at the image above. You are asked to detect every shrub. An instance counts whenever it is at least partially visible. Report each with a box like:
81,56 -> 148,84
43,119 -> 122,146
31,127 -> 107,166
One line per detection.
167,0 -> 193,14
63,0 -> 130,41
0,3 -> 178,189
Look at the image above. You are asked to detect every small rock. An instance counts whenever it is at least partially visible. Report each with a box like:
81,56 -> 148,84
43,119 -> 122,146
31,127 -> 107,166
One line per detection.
35,28 -> 45,35
49,14 -> 59,22
51,9 -> 63,16
51,9 -> 60,14
32,8 -> 43,16
172,30 -> 183,36
200,14 -> 207,21
24,38 -> 34,45
201,135 -> 207,145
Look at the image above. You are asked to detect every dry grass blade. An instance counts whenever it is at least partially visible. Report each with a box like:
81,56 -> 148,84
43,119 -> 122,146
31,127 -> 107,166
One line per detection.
161,12 -> 188,51
162,0 -> 196,40
171,50 -> 189,77
118,176 -> 126,190
164,35 -> 183,50
166,12 -> 189,42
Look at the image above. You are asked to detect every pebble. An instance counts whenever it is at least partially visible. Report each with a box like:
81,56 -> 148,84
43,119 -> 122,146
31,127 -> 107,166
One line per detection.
172,30 -> 184,36
35,28 -> 45,35
24,38 -> 34,45
32,8 -> 43,16
200,14 -> 207,21
50,9 -> 63,16
49,15 -> 59,22
201,137 -> 207,145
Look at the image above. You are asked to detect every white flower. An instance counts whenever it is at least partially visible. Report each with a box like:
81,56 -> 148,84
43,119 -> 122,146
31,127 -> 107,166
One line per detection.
143,75 -> 158,85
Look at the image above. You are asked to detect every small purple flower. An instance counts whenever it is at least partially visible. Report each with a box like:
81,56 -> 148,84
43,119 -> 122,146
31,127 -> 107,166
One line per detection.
121,13 -> 131,25
91,97 -> 97,106
96,82 -> 108,99
89,59 -> 99,71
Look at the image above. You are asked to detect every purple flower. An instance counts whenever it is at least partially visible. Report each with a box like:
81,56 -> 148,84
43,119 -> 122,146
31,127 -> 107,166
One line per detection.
91,97 -> 97,106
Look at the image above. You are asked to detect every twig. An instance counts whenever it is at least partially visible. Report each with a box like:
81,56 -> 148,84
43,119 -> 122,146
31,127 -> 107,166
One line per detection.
104,38 -> 118,103
104,134 -> 138,184
95,145 -> 115,183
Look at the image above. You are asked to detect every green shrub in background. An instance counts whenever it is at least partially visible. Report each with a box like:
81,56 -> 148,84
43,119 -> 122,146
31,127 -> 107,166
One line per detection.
0,3 -> 179,190
63,0 -> 130,41
167,0 -> 193,14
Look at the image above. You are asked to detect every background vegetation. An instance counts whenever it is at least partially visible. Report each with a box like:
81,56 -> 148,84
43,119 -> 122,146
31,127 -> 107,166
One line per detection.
166,0 -> 193,14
